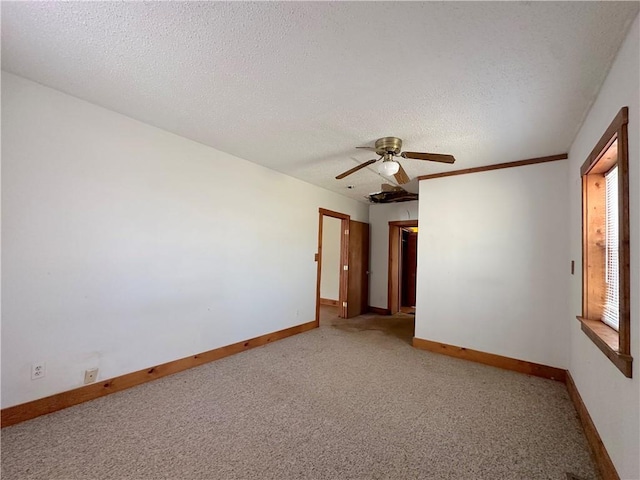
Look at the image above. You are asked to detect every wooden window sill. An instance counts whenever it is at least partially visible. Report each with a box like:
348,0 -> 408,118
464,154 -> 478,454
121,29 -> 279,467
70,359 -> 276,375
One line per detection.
576,316 -> 632,378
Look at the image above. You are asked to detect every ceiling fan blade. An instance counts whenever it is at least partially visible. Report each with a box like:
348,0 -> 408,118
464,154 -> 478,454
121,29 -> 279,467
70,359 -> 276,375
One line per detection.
335,159 -> 378,179
393,162 -> 411,184
401,152 -> 456,164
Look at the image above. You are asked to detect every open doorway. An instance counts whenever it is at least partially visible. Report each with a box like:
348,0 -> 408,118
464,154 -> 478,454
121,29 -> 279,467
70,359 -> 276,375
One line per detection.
319,216 -> 342,308
315,208 -> 349,323
315,208 -> 370,325
400,226 -> 418,313
388,220 -> 418,315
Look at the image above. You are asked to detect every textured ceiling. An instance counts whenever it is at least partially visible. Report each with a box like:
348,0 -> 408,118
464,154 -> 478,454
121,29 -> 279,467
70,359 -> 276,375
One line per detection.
2,2 -> 638,202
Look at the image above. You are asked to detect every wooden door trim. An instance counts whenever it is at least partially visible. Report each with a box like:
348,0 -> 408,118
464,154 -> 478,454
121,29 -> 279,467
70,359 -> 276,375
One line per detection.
316,208 -> 350,324
388,220 -> 418,314
319,208 -> 350,220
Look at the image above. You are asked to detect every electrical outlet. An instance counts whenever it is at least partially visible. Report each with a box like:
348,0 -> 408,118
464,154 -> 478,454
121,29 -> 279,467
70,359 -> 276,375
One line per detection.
31,362 -> 46,380
84,368 -> 99,384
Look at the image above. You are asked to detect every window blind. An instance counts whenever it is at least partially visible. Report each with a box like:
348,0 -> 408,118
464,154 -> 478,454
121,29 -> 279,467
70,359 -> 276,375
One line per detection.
603,166 -> 619,331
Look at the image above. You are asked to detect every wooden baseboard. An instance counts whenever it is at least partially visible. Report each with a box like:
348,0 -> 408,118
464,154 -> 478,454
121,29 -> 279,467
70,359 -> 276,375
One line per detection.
368,306 -> 391,315
320,298 -> 339,306
1,321 -> 317,428
411,337 -> 619,477
565,371 -> 619,480
412,337 -> 566,382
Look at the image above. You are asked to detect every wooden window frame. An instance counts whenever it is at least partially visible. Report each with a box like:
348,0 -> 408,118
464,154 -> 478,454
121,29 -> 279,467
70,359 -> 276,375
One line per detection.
577,107 -> 632,378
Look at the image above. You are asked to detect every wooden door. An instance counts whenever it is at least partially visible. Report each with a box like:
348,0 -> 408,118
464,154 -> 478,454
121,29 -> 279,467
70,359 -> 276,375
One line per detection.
346,220 -> 370,318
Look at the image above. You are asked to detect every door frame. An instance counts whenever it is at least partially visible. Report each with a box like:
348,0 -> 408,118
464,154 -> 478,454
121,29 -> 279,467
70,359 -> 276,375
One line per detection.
315,208 -> 350,325
388,220 -> 418,314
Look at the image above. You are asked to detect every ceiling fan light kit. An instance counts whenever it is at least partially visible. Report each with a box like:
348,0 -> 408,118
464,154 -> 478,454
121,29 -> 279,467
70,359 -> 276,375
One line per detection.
378,159 -> 400,176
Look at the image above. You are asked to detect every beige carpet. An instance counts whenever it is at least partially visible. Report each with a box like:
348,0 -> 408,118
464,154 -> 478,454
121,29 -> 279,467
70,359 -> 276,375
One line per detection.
1,308 -> 597,479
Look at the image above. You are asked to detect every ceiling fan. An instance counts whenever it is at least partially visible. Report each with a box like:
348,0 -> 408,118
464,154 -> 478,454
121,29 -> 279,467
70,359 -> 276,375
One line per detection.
336,137 -> 456,184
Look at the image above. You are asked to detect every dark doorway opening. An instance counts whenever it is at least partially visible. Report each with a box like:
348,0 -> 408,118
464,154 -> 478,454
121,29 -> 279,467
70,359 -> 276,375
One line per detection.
400,227 -> 418,313
388,220 -> 418,315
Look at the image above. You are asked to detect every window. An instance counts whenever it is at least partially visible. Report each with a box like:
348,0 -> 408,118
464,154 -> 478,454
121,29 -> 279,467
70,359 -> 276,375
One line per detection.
603,166 -> 619,331
578,107 -> 632,378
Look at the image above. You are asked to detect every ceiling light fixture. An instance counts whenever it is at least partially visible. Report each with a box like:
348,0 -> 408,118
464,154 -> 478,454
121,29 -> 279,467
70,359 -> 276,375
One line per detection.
378,160 -> 400,176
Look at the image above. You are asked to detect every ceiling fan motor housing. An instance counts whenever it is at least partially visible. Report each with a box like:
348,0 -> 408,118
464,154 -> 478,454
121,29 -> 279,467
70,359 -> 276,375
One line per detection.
375,137 -> 403,156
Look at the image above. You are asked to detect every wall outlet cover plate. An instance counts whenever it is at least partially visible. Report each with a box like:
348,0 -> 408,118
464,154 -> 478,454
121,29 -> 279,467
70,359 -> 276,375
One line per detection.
84,368 -> 99,384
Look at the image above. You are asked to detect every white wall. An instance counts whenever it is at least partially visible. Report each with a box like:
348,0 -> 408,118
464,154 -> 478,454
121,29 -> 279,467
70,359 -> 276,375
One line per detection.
567,14 -> 639,479
368,201 -> 418,309
0,72 -> 369,408
414,161 -> 570,368
320,216 -> 341,300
